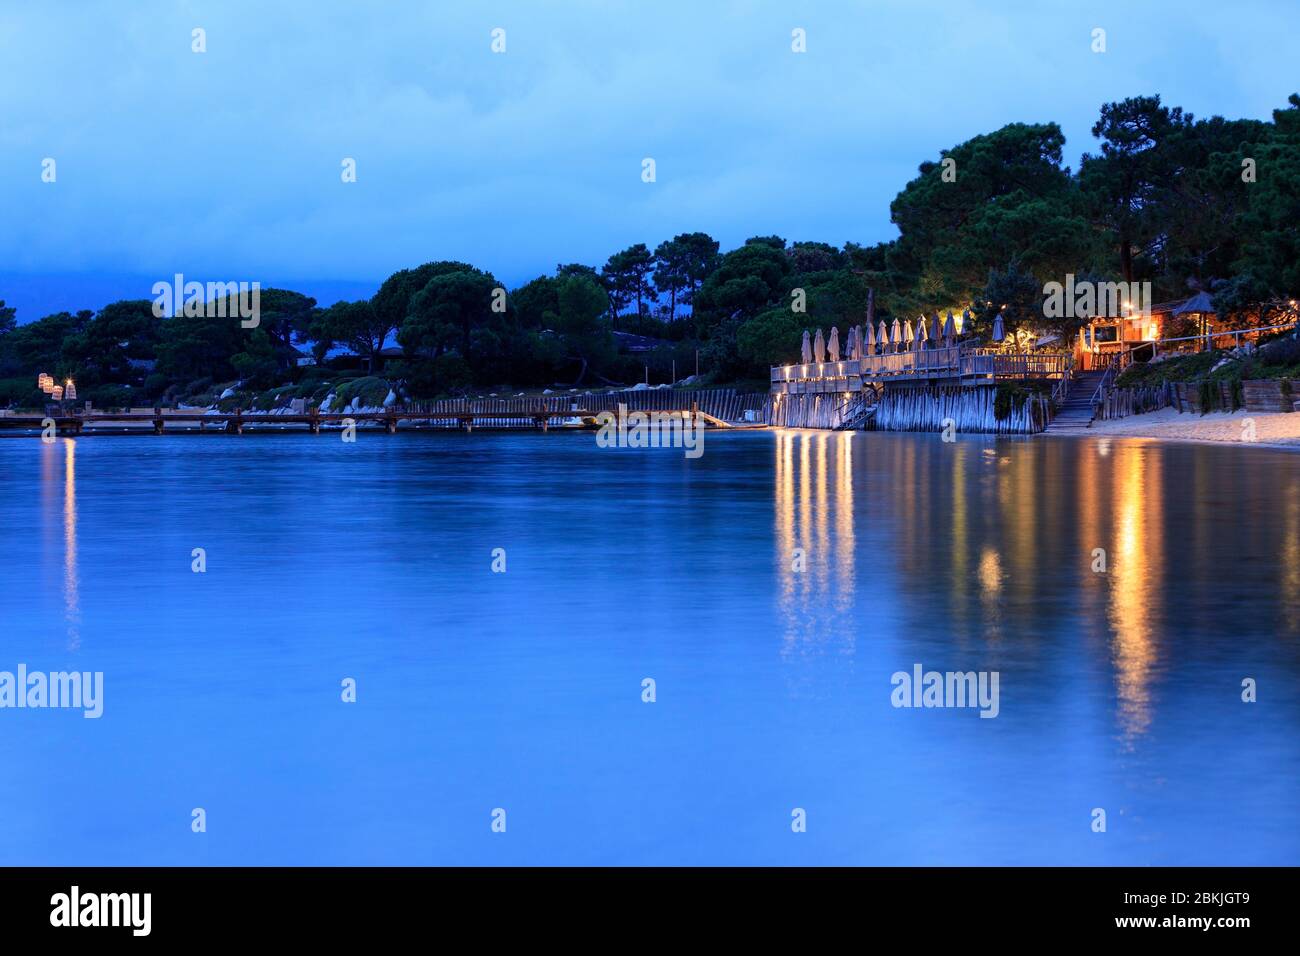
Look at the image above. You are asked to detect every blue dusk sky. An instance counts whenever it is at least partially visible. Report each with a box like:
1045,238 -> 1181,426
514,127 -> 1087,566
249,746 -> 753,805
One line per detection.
0,0 -> 1294,320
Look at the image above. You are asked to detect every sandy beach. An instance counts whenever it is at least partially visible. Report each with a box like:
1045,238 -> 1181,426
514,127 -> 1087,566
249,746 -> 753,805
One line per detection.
1081,407 -> 1300,447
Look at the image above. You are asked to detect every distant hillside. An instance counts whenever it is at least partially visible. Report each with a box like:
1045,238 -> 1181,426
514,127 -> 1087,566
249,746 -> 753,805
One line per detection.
0,273 -> 380,325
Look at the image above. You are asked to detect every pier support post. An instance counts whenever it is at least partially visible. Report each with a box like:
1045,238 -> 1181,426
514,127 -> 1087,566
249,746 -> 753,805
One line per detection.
309,409 -> 321,434
385,416 -> 397,434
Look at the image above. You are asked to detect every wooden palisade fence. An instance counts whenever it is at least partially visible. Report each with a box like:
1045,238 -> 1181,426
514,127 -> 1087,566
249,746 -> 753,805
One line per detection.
1097,378 -> 1298,419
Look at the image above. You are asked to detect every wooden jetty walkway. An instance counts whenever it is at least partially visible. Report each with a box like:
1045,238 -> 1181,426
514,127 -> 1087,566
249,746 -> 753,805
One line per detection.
0,388 -> 768,436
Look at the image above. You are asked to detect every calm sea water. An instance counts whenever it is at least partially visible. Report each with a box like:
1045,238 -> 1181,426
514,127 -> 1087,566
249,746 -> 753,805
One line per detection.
1,429 -> 1298,865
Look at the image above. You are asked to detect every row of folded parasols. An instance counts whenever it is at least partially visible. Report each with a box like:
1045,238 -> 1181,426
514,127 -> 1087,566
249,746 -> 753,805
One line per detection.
799,310 -> 1006,364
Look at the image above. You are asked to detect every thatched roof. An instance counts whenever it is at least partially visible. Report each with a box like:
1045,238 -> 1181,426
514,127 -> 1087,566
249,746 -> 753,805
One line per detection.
1173,291 -> 1216,315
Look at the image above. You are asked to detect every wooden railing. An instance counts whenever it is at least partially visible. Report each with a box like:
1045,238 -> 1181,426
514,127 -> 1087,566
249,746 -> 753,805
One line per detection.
1082,349 -> 1133,371
863,345 -> 962,377
962,350 -> 1069,378
1051,365 -> 1075,406
770,360 -> 860,384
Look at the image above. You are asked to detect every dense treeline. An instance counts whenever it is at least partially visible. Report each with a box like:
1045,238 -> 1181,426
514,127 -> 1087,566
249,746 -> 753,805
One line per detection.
2,92 -> 1297,408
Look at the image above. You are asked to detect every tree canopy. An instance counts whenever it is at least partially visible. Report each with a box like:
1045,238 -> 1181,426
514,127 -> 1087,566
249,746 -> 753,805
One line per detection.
2,90 -> 1297,407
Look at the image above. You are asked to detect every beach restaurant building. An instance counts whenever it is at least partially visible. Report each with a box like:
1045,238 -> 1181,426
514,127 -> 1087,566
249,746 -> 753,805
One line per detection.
1077,292 -> 1230,369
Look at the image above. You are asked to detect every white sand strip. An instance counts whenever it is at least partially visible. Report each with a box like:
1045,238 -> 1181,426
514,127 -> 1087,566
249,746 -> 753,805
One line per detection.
1079,407 -> 1300,447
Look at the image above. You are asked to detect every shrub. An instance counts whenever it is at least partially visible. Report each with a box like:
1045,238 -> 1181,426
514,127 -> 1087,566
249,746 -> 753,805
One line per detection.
184,377 -> 214,398
1259,335 -> 1300,368
0,377 -> 45,409
333,375 -> 391,409
253,385 -> 296,411
86,384 -> 134,409
993,381 -> 1048,420
1117,352 -> 1220,387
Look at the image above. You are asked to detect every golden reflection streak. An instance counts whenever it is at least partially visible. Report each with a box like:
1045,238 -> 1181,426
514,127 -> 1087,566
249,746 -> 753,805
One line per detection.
815,432 -> 829,603
798,432 -> 812,607
1281,476 -> 1300,634
776,432 -> 795,614
1008,443 -> 1037,606
63,439 -> 80,650
1107,445 -> 1160,741
1074,438 -> 1104,628
949,442 -> 968,639
977,546 -> 1002,637
773,430 -> 859,653
834,432 -> 855,617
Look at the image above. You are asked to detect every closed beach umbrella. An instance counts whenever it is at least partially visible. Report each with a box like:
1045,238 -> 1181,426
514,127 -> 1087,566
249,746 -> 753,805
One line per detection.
915,316 -> 928,347
992,312 -> 1005,343
903,319 -> 914,346
943,311 -> 957,345
891,318 -> 902,352
814,328 -> 826,364
828,326 -> 840,363
931,312 -> 942,344
801,329 -> 812,364
865,321 -> 876,356
854,324 -> 865,361
847,325 -> 859,362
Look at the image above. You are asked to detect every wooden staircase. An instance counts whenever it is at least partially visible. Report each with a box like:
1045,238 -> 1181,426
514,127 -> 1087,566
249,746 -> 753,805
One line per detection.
833,394 -> 877,430
1043,370 -> 1109,433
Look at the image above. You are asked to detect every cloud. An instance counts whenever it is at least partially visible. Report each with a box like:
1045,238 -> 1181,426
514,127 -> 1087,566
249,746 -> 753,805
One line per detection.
0,0 -> 1293,293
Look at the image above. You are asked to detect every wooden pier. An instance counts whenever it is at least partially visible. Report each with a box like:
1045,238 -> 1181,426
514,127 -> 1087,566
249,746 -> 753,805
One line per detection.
0,402 -> 745,437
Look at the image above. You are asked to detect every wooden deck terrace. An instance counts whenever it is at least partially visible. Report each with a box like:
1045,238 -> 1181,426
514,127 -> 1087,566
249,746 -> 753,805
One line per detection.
771,347 -> 1070,393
